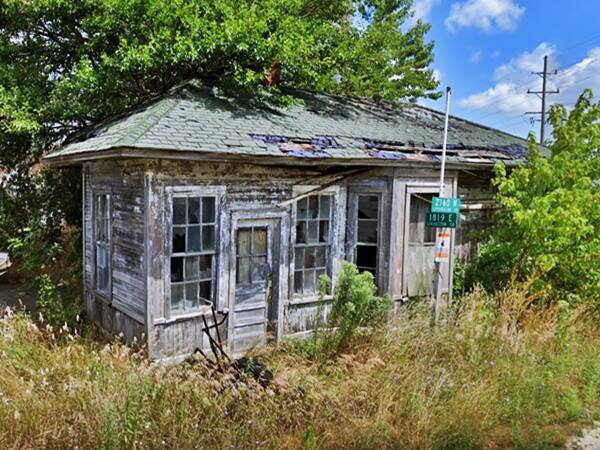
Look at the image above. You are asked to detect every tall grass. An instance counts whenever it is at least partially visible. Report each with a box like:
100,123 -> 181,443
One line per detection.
1,283 -> 599,448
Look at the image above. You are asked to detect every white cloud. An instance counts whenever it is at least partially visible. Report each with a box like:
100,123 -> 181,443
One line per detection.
445,0 -> 525,33
459,43 -> 600,117
470,50 -> 484,64
433,68 -> 442,83
412,0 -> 441,22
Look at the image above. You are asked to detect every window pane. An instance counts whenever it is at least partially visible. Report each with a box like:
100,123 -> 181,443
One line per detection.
96,246 -> 109,291
171,284 -> 184,311
356,245 -> 377,269
304,247 -> 316,269
202,197 -> 216,223
307,220 -> 318,243
173,226 -> 186,253
188,226 -> 201,252
185,256 -> 199,280
425,226 -> 437,244
319,196 -> 331,219
252,256 -> 268,282
199,281 -> 212,303
316,268 -> 326,288
188,197 -> 200,224
294,271 -> 303,294
254,228 -> 267,255
296,221 -> 306,244
297,197 -> 308,219
358,220 -> 378,244
185,282 -> 198,309
173,198 -> 187,225
237,229 -> 252,256
316,246 -> 327,268
319,220 -> 329,243
202,225 -> 215,252
309,196 -> 319,219
304,270 -> 316,294
358,195 -> 379,219
236,257 -> 251,284
294,247 -> 304,269
199,255 -> 212,280
171,257 -> 184,282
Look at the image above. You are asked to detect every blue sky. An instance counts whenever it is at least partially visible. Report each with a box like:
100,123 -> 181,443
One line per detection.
413,0 -> 600,139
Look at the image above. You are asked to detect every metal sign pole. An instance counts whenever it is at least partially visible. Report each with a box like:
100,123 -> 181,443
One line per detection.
433,86 -> 452,322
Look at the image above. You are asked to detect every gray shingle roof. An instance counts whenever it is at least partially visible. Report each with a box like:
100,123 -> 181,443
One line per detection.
44,80 -> 531,166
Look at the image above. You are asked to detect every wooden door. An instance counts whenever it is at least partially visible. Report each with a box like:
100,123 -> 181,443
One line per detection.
406,192 -> 437,297
231,219 -> 279,353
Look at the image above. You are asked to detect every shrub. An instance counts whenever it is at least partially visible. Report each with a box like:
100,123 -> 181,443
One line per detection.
465,89 -> 600,310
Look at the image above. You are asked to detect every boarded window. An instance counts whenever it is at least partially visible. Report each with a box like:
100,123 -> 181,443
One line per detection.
355,194 -> 379,280
294,194 -> 332,297
94,193 -> 111,295
170,196 -> 217,314
409,193 -> 436,245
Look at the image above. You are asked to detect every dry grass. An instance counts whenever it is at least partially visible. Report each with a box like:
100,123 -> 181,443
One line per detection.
1,285 -> 600,449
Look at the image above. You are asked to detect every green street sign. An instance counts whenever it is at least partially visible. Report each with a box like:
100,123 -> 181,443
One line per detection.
426,212 -> 458,228
431,197 -> 461,214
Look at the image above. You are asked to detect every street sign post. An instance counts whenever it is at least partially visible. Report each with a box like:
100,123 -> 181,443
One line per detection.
426,211 -> 458,228
431,197 -> 461,214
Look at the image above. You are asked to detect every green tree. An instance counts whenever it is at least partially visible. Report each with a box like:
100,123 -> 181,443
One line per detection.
0,0 -> 438,250
466,89 -> 600,308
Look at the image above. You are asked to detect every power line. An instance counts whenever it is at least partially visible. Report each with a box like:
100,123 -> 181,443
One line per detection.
525,55 -> 559,145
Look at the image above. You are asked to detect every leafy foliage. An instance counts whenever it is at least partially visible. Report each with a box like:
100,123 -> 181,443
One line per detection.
465,89 -> 600,308
297,262 -> 392,359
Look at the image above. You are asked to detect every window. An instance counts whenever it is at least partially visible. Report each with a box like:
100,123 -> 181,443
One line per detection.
355,195 -> 379,279
236,227 -> 268,285
170,195 -> 217,314
293,194 -> 332,297
409,193 -> 436,245
94,193 -> 111,296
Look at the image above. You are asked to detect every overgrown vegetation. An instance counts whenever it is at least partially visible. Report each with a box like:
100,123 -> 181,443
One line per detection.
1,284 -> 599,448
466,89 -> 600,310
296,263 -> 392,359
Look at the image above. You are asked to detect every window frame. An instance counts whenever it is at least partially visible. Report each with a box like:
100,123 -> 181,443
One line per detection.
92,189 -> 112,300
346,182 -> 389,294
289,185 -> 343,304
165,185 -> 225,320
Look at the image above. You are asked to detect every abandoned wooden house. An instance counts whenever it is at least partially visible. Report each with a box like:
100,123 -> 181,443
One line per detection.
43,81 -> 529,362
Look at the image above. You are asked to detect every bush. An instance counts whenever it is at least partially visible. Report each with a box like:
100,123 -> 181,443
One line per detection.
297,262 -> 392,359
465,89 -> 600,310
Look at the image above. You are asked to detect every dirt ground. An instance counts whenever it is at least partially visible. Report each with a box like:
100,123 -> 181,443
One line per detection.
0,280 -> 36,313
566,423 -> 600,449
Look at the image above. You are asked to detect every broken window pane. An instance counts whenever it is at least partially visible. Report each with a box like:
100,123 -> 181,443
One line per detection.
296,221 -> 306,244
185,256 -> 199,280
173,197 -> 187,224
304,247 -> 316,269
187,226 -> 201,252
188,197 -> 200,224
171,257 -> 184,282
185,282 -> 198,309
199,281 -> 211,303
358,195 -> 379,219
173,226 -> 186,253
356,245 -> 377,269
202,197 -> 216,223
202,225 -> 215,252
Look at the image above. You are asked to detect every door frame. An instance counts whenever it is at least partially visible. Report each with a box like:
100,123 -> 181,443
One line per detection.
227,210 -> 289,351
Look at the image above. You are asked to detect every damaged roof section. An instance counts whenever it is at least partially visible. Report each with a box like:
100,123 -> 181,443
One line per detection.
44,80 -> 532,166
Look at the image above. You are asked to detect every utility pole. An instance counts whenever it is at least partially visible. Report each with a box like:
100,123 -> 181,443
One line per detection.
525,55 -> 559,145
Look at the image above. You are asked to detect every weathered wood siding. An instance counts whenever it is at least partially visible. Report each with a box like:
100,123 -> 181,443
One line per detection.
83,161 -> 146,343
